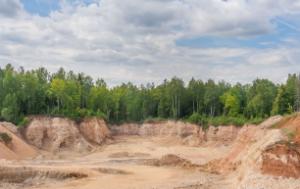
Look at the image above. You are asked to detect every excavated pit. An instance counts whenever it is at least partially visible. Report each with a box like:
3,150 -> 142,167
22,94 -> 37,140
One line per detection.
2,115 -> 300,189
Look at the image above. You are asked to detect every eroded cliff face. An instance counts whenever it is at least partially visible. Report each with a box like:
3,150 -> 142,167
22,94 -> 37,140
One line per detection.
205,125 -> 240,145
110,121 -> 242,146
110,123 -> 140,136
25,117 -> 91,152
79,118 -> 111,144
24,116 -> 111,152
140,121 -> 202,137
200,116 -> 290,188
261,141 -> 300,178
110,121 -> 205,146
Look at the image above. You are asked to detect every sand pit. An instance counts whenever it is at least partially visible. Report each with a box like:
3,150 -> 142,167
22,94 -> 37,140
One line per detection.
2,115 -> 300,189
0,136 -> 227,189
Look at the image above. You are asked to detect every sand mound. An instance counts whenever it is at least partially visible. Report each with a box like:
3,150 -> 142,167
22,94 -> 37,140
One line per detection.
145,154 -> 197,169
261,141 -> 300,178
0,122 -> 19,134
0,143 -> 17,160
0,166 -> 87,183
79,118 -> 111,144
93,167 -> 131,175
0,123 -> 37,160
25,117 -> 92,152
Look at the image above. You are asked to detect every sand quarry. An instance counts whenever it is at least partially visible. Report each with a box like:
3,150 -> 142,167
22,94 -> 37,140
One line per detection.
1,115 -> 300,189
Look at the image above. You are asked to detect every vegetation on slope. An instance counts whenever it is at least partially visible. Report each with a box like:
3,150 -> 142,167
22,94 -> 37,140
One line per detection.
0,64 -> 300,126
0,132 -> 12,145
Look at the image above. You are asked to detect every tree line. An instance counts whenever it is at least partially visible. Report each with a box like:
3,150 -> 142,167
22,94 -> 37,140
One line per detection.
0,64 -> 299,126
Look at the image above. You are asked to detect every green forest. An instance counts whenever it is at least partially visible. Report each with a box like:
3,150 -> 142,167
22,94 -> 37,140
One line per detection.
0,64 -> 299,126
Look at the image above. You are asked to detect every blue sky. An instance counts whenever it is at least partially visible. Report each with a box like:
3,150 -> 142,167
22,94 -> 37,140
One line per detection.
21,0 -> 300,49
21,0 -> 98,16
21,0 -> 61,16
177,17 -> 300,49
1,0 -> 300,85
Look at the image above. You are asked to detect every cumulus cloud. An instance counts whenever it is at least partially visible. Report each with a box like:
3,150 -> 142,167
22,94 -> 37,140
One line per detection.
0,0 -> 299,85
0,0 -> 22,17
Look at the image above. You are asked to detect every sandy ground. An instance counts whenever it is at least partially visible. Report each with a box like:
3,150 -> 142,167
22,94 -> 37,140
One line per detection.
0,136 -> 231,189
2,135 -> 300,189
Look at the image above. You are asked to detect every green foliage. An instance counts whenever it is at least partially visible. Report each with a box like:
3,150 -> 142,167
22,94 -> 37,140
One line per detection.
245,79 -> 277,118
1,93 -> 19,124
207,116 -> 247,127
282,128 -> 296,141
0,64 -> 299,125
144,117 -> 166,123
18,117 -> 29,128
247,117 -> 264,125
0,132 -> 12,144
187,113 -> 206,125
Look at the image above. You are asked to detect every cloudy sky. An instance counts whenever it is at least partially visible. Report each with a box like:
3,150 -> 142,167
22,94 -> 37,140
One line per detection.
0,0 -> 300,86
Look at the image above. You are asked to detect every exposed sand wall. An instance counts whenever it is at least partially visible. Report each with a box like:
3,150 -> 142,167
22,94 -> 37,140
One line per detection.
24,116 -> 111,153
111,121 -> 242,146
111,121 -> 205,146
79,117 -> 111,144
261,141 -> 300,178
0,123 -> 37,160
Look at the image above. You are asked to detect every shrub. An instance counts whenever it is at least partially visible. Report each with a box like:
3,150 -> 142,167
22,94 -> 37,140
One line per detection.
207,116 -> 247,127
93,110 -> 108,120
248,117 -> 264,125
144,117 -> 166,123
18,117 -> 29,128
187,113 -> 202,124
0,132 -> 12,144
282,128 -> 296,141
186,113 -> 209,130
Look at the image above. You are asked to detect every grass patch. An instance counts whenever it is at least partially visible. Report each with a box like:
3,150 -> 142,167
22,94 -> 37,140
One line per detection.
17,117 -> 29,128
0,132 -> 12,144
186,113 -> 264,128
282,128 -> 296,141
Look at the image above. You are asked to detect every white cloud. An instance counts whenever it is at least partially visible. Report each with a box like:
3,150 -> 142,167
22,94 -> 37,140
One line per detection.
0,0 -> 300,85
0,0 -> 23,17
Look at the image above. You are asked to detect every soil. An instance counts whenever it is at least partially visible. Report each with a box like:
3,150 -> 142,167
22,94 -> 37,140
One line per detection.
261,141 -> 300,178
0,123 -> 37,160
2,115 -> 300,189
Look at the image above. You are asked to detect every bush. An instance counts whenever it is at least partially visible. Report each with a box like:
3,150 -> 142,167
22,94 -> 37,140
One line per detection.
187,113 -> 202,124
282,128 -> 296,141
93,110 -> 108,120
248,117 -> 264,125
0,132 -> 12,144
186,113 -> 209,130
18,117 -> 29,128
207,116 -> 247,127
144,117 -> 166,123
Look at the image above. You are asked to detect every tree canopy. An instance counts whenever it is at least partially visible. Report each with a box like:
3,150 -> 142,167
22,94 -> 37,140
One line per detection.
0,64 -> 299,125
